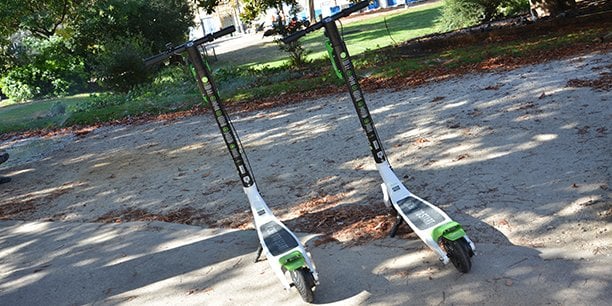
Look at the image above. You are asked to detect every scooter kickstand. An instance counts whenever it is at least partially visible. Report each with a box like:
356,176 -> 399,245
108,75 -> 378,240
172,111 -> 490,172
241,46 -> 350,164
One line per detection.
389,214 -> 403,238
254,245 -> 263,263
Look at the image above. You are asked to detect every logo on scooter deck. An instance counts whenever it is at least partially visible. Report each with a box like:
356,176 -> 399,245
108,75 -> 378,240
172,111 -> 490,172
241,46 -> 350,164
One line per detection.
396,197 -> 445,230
261,221 -> 298,256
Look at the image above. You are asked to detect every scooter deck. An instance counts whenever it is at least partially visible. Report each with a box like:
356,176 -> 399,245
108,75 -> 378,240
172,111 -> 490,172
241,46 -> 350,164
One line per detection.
396,196 -> 446,231
260,221 -> 299,256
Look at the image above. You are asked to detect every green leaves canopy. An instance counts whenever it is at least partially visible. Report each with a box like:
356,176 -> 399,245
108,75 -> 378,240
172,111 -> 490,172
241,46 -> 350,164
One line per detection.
239,0 -> 299,23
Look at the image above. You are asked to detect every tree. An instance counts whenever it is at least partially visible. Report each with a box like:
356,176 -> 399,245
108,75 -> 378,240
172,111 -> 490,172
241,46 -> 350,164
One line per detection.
70,0 -> 195,91
72,0 -> 193,55
307,0 -> 315,22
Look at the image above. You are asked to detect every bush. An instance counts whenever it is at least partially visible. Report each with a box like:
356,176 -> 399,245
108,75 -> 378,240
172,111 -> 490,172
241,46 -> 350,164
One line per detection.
440,0 -> 530,31
91,36 -> 151,92
71,65 -> 196,113
0,36 -> 87,101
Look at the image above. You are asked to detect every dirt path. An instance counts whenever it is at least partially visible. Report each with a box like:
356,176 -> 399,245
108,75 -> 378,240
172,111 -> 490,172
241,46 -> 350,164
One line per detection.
1,52 -> 610,255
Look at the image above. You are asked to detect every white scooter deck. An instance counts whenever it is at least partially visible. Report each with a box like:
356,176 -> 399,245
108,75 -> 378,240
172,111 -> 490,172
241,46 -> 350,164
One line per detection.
376,161 -> 476,264
378,161 -> 475,264
245,185 -> 319,290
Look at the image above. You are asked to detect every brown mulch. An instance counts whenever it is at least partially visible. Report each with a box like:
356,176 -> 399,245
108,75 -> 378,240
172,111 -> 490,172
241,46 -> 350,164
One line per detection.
90,194 -> 403,245
0,182 -> 79,220
567,71 -> 612,91
0,200 -> 37,221
95,207 -> 211,225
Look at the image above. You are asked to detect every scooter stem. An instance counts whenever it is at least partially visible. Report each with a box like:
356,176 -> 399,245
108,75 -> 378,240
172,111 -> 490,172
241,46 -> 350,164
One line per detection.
324,20 -> 387,164
186,45 -> 255,188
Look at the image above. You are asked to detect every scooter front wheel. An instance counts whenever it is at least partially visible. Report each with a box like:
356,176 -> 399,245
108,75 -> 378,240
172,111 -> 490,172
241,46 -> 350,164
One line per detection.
290,267 -> 315,303
442,238 -> 472,273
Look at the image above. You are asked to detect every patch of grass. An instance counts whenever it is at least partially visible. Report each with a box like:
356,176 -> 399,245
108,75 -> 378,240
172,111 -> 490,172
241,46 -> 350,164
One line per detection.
0,66 -> 201,133
215,2 -> 444,69
64,92 -> 200,126
0,94 -> 94,133
225,68 -> 344,102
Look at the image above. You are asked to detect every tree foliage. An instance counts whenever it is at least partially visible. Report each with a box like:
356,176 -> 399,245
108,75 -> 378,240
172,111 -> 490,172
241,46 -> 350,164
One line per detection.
0,35 -> 86,101
239,0 -> 299,23
0,0 -> 195,100
0,0 -> 87,39
73,0 -> 194,56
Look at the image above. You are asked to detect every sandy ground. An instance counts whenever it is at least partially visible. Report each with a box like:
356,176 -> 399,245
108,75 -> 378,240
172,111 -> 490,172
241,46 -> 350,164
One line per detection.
0,52 -> 610,304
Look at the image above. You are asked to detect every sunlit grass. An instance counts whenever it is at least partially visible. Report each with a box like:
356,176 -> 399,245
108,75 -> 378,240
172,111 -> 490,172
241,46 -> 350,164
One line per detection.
216,2 -> 444,70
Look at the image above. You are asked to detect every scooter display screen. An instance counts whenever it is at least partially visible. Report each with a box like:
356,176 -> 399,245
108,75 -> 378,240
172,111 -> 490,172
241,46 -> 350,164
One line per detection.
260,221 -> 298,256
396,196 -> 445,230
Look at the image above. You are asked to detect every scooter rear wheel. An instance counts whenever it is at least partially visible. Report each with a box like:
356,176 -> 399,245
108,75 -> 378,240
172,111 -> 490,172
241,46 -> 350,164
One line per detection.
290,267 -> 315,303
442,238 -> 472,273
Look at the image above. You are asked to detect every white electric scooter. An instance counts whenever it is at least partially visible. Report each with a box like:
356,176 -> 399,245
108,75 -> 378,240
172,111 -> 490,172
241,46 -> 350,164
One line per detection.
282,2 -> 476,272
144,26 -> 319,301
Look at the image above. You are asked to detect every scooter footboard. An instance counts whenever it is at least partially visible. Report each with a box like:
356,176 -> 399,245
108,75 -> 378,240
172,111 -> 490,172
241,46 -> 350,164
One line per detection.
393,196 -> 455,264
260,221 -> 299,256
396,196 -> 447,231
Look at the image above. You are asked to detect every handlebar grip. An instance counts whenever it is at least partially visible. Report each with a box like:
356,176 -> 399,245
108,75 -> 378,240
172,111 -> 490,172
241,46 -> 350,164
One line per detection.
143,52 -> 170,66
194,25 -> 236,46
282,29 -> 308,44
144,26 -> 236,66
339,1 -> 370,18
213,25 -> 236,39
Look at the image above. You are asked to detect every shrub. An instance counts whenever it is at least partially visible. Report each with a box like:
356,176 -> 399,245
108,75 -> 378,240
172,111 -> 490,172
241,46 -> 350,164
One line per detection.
440,0 -> 530,31
91,36 -> 151,92
70,65 -> 196,113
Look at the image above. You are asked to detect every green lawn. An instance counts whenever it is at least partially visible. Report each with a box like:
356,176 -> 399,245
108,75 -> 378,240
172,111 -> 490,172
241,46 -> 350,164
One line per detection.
300,2 -> 443,63
214,2 -> 443,69
0,94 -> 93,134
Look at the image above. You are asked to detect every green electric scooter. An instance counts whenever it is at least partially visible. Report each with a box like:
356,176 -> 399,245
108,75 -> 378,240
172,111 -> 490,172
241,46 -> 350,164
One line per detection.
144,26 -> 319,302
282,2 -> 475,273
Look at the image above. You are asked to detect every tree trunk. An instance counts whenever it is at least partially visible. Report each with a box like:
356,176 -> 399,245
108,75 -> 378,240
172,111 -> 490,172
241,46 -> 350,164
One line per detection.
530,0 -> 576,19
308,0 -> 316,23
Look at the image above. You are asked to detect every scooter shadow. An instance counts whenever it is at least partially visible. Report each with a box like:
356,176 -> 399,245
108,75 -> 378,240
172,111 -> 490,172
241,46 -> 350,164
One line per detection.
300,212 -> 541,304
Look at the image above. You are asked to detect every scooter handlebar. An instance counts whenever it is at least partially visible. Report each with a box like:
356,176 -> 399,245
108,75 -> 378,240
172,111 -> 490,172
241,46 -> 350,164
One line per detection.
281,25 -> 322,44
144,26 -> 236,66
215,25 -> 236,38
335,0 -> 370,19
281,1 -> 369,44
